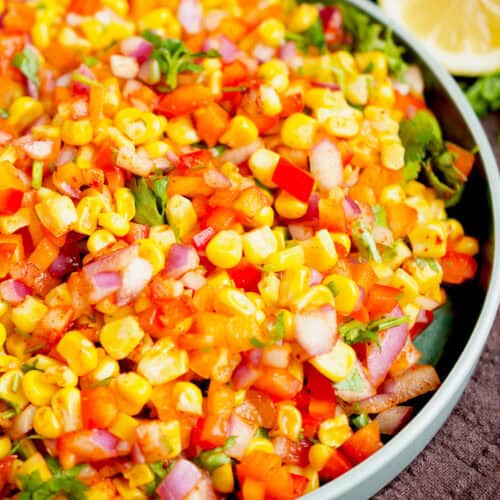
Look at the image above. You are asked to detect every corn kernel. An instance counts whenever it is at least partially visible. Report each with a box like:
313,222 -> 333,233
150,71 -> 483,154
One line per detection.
125,464 -> 155,488
324,109 -> 360,138
137,338 -> 188,385
409,222 -> 447,258
220,116 -> 258,148
279,266 -> 310,306
114,188 -> 136,221
144,140 -> 171,158
138,8 -> 181,38
148,225 -> 176,253
100,316 -> 144,360
257,18 -> 286,47
275,190 -> 308,219
212,463 -> 234,494
311,341 -> 356,383
214,288 -> 256,317
242,226 -> 278,265
11,296 -> 48,333
17,453 -> 52,484
323,274 -> 359,315
301,230 -> 338,272
381,140 -> 405,170
56,331 -> 98,376
35,195 -> 78,238
345,75 -> 370,106
277,403 -> 302,441
0,354 -> 18,372
281,113 -> 317,150
264,246 -> 304,272
51,387 -> 82,433
0,436 -> 12,459
111,373 -> 152,416
8,97 -> 44,132
445,219 -> 464,241
113,478 -> 148,500
0,370 -> 28,412
206,230 -> 243,269
248,149 -> 279,188
259,85 -> 283,116
22,370 -> 59,407
137,239 -> 165,275
318,415 -> 353,447
251,206 -> 275,227
109,412 -> 139,441
292,285 -> 334,311
355,51 -> 387,79
87,229 -> 116,254
75,196 -> 103,235
5,334 -> 27,361
61,119 -> 93,146
305,88 -> 346,109
33,406 -> 62,439
172,381 -> 203,415
258,59 -> 289,93
404,258 -> 442,295
98,212 -> 130,237
258,273 -> 280,307
289,4 -> 318,32
166,116 -> 199,146
453,236 -> 479,256
308,443 -> 333,471
166,195 -> 197,239
391,269 -> 419,304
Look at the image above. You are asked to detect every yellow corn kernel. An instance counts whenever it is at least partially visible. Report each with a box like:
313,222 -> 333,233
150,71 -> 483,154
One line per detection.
206,270 -> 233,289
17,453 -> 52,483
138,8 -> 181,38
35,195 -> 78,238
250,206 -> 275,227
275,190 -> 308,220
125,464 -> 155,488
259,85 -> 283,116
355,51 -> 387,79
109,412 -> 138,442
214,288 -> 256,317
111,372 -> 152,416
113,478 -> 148,500
136,239 -> 165,275
277,404 -> 302,441
345,74 -> 370,106
87,229 -> 116,255
323,274 -> 359,315
8,97 -> 44,132
0,354 -> 19,372
383,239 -> 411,270
114,188 -> 135,221
288,359 -> 304,387
257,18 -> 286,47
330,232 -> 351,255
0,207 -> 30,234
248,149 -> 279,188
305,88 -> 346,109
308,443 -> 333,471
404,258 -> 442,295
102,0 -> 128,16
206,230 -> 243,269
220,116 -> 258,148
445,219 -> 464,241
281,113 -> 317,150
242,226 -> 278,265
289,4 -> 318,32
244,437 -> 275,456
212,462 -> 234,494
370,77 -> 395,108
301,230 -> 338,272
258,59 -> 289,93
311,341 -> 356,383
166,116 -> 199,146
279,266 -> 310,306
409,222 -> 447,258
453,236 -> 479,256
75,196 -> 103,235
61,119 -> 93,146
11,296 -> 47,333
51,387 -> 82,433
86,354 -> 120,386
0,301 -> 8,318
264,246 -> 304,272
56,331 -> 98,376
0,323 -> 6,348
166,194 -> 197,239
137,337 -> 188,386
391,269 -> 419,304
100,316 -> 144,361
0,370 -> 28,411
323,108 -> 360,138
148,225 -> 176,253
172,381 -> 203,415
258,272 -> 280,307
144,140 -> 171,159
5,334 -> 27,361
115,109 -> 160,145
33,406 -> 62,439
318,415 -> 353,448
292,285 -> 334,311
381,139 -> 405,170
381,184 -> 406,205
272,227 -> 287,251
45,364 -> 78,388
0,436 -> 12,459
22,370 -> 59,407
98,212 -> 130,237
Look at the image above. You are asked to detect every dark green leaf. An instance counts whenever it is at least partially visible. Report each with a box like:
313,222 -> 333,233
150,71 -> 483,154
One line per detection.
339,320 -> 381,347
130,176 -> 169,226
12,47 -> 40,87
414,301 -> 454,365
464,73 -> 500,117
250,337 -> 266,348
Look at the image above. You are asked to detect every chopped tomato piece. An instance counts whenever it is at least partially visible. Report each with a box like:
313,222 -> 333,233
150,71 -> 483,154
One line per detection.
447,142 -> 475,178
0,189 -> 23,215
227,261 -> 262,293
440,251 -> 477,284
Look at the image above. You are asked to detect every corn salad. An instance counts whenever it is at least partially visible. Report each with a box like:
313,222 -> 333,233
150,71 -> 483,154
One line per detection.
0,0 -> 479,499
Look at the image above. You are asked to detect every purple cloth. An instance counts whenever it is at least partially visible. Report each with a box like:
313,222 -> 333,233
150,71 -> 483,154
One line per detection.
374,115 -> 500,499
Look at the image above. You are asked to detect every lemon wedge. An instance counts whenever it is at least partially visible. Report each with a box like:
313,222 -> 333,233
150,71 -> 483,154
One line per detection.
379,0 -> 500,75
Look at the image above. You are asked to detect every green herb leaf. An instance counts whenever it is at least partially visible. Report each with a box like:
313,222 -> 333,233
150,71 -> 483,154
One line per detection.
340,315 -> 409,348
351,220 -> 381,263
250,337 -> 266,348
350,411 -> 369,429
83,56 -> 99,67
286,18 -> 327,53
268,311 -> 286,344
194,437 -> 235,473
12,47 -> 40,87
464,73 -> 500,117
21,360 -> 42,373
373,204 -> 387,228
130,176 -> 169,226
72,72 -> 101,88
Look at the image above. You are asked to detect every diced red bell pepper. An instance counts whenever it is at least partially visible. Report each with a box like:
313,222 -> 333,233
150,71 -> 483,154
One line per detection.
199,414 -> 229,448
440,251 -> 477,284
306,365 -> 336,400
192,226 -> 216,250
0,189 -> 23,215
341,421 -> 383,465
253,368 -> 301,401
0,455 -> 15,492
394,90 -> 426,119
68,0 -> 100,15
272,157 -> 315,203
227,261 -> 262,293
178,149 -> 212,171
266,467 -> 308,499
280,92 -> 304,118
301,412 -> 322,440
201,207 -> 238,232
156,85 -> 213,118
366,284 -> 401,315
410,309 -> 434,339
81,386 -> 119,429
94,144 -> 115,170
309,397 -> 336,419
222,60 -> 250,87
320,448 -> 352,481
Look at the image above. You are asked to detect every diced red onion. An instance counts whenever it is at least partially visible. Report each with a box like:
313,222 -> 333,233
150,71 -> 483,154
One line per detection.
83,245 -> 139,279
204,10 -> 227,31
22,139 -> 55,160
116,257 -> 153,305
181,271 -> 206,291
262,346 -> 289,368
253,43 -> 275,62
0,279 -> 31,305
375,406 -> 413,435
10,404 -> 36,439
110,55 -> 139,79
72,64 -> 96,95
353,284 -> 365,312
27,79 -> 39,99
373,226 -> 394,246
310,138 -> 343,191
342,197 -> 362,221
116,146 -> 154,176
247,349 -> 263,367
138,59 -> 161,85
309,269 -> 323,286
120,36 -> 153,63
48,247 -> 81,278
279,42 -> 297,62
232,360 -> 261,390
225,414 -> 258,459
303,193 -> 320,221
403,64 -> 424,95
185,473 -> 216,500
131,442 -> 146,464
221,139 -> 263,165
294,305 -> 337,357
366,306 -> 409,387
89,271 -> 122,303
178,0 -> 203,35
56,72 -> 73,88
288,224 -> 313,241
66,12 -> 84,26
203,169 -> 231,189
165,244 -> 200,279
156,459 -> 202,500
56,145 -> 77,166
203,35 -> 239,63
382,365 -> 441,400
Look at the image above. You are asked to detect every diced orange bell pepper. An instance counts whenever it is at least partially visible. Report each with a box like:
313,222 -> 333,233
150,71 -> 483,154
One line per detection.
447,143 -> 475,178
341,421 -> 383,465
349,262 -> 376,293
320,448 -> 353,481
237,451 -> 281,483
68,0 -> 100,15
156,85 -> 213,118
386,203 -> 417,239
193,102 -> 229,147
3,4 -> 36,32
242,478 -> 266,500
253,368 -> 302,401
366,284 -> 401,315
81,386 -> 119,429
393,90 -> 426,119
28,237 -> 59,272
440,251 -> 477,284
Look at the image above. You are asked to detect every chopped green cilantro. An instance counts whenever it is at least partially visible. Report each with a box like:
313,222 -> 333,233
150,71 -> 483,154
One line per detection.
12,47 -> 41,87
130,176 -> 169,226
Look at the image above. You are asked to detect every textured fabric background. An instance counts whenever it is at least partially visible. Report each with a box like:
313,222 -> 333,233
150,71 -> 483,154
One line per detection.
373,115 -> 500,499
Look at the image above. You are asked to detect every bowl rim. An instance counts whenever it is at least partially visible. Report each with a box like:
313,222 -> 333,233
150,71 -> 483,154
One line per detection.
304,0 -> 500,498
